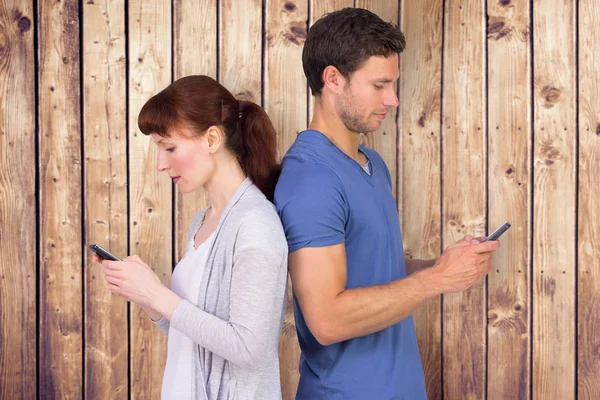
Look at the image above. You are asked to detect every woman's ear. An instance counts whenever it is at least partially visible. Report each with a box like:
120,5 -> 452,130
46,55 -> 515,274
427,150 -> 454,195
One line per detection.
205,126 -> 223,153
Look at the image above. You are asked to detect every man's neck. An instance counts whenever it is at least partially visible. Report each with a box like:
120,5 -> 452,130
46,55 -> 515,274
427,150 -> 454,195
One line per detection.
309,97 -> 362,162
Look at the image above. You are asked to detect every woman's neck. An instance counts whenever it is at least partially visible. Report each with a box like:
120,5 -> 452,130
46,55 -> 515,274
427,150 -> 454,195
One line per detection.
203,155 -> 246,215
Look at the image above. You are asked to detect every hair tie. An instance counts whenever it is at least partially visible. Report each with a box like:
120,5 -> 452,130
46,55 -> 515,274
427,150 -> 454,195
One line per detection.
238,100 -> 244,119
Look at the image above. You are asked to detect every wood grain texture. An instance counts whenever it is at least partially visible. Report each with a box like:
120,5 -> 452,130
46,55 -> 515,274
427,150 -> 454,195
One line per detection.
82,1 -> 128,398
265,0 -> 308,158
265,1 -> 309,398
578,1 -> 600,397
128,1 -> 172,398
486,0 -> 531,399
0,1 -> 36,398
220,0 -> 262,103
38,0 -> 83,398
399,0 -> 443,398
356,0 -> 399,199
173,0 -> 216,261
1,1 -> 599,399
441,1 -> 487,398
532,1 -> 576,399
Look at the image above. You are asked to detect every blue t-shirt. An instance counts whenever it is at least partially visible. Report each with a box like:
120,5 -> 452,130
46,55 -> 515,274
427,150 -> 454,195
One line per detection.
274,130 -> 427,400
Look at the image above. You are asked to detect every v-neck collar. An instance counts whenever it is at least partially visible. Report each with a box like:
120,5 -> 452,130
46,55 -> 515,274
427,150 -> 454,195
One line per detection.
300,129 -> 375,186
192,177 -> 253,251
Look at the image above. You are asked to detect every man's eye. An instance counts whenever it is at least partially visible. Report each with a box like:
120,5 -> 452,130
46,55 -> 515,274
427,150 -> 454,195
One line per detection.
374,84 -> 384,89
165,147 -> 175,153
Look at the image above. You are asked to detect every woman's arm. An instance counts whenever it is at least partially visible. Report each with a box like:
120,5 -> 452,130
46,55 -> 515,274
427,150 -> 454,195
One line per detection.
152,219 -> 287,368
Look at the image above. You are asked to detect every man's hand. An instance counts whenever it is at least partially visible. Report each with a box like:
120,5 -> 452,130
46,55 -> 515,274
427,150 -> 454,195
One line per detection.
422,239 -> 500,294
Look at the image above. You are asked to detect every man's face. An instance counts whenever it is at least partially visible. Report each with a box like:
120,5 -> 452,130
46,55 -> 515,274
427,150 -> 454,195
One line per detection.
335,55 -> 400,134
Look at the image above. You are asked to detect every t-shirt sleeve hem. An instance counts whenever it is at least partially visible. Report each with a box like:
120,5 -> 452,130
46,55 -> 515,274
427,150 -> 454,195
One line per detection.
289,235 -> 345,253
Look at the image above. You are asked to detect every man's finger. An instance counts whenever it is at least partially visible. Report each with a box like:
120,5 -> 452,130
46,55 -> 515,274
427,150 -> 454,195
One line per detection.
477,253 -> 493,265
471,240 -> 501,254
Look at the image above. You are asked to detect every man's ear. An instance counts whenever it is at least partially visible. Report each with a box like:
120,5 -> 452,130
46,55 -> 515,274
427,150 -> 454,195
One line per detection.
322,65 -> 347,94
205,126 -> 223,153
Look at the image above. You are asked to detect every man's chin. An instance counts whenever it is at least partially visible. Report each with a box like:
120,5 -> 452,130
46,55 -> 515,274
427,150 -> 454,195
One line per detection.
364,121 -> 383,133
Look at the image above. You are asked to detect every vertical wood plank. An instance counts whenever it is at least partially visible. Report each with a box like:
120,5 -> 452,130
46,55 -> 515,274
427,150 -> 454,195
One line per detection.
578,1 -> 600,397
82,1 -> 128,398
399,0 -> 443,398
128,1 -> 172,398
355,0 -> 399,199
38,0 -> 82,397
220,0 -> 262,103
486,0 -> 531,398
265,1 -> 308,398
532,1 -> 576,399
173,0 -> 216,261
441,0 -> 487,398
308,0 -> 353,123
311,0 -> 351,21
0,1 -> 36,398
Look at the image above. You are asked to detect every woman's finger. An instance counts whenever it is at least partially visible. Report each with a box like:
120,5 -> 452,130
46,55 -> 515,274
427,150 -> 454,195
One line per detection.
104,275 -> 121,286
102,259 -> 125,270
124,254 -> 144,265
103,266 -> 124,279
107,283 -> 122,294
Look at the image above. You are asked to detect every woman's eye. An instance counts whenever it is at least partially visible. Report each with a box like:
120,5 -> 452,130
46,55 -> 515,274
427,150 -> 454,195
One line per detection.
165,147 -> 175,153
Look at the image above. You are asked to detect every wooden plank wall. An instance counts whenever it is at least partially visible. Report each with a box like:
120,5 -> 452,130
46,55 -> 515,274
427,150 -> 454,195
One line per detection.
83,1 -> 128,398
1,1 -> 599,399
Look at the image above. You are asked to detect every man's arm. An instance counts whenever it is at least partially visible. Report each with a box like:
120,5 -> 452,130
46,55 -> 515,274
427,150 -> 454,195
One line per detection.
290,239 -> 500,346
405,258 -> 436,275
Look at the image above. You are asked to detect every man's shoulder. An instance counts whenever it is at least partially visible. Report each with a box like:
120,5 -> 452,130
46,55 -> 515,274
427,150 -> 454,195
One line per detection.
281,130 -> 333,166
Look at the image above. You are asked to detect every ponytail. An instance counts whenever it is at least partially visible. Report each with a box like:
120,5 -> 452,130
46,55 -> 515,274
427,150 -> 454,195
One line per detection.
230,100 -> 280,202
137,75 -> 280,201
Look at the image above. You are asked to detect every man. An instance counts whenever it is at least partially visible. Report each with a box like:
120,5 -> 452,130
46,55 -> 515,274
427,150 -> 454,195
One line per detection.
274,8 -> 500,399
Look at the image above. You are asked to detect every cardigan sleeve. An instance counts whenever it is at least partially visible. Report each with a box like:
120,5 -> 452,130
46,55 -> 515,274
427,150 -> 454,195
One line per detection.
153,316 -> 170,336
169,211 -> 288,368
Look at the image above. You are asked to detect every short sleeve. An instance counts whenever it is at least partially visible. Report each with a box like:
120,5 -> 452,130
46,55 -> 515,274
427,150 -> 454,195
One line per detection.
274,162 -> 347,253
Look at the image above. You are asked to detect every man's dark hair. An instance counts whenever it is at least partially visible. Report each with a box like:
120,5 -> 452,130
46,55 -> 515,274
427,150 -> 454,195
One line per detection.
302,7 -> 406,96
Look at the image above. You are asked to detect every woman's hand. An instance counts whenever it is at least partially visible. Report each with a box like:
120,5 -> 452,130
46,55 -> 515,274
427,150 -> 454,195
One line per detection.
91,253 -> 182,320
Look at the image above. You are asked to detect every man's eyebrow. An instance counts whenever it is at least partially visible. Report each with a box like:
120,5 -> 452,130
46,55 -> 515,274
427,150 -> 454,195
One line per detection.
371,78 -> 395,83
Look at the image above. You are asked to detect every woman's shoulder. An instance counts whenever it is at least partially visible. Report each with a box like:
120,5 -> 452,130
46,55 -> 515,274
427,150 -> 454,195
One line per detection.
228,185 -> 287,246
235,184 -> 281,223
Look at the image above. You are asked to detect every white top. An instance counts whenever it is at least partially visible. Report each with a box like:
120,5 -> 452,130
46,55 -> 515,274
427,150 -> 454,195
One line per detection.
161,229 -> 215,400
361,160 -> 371,175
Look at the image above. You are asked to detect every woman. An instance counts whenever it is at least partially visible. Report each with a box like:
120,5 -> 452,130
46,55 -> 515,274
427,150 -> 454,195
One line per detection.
92,75 -> 288,399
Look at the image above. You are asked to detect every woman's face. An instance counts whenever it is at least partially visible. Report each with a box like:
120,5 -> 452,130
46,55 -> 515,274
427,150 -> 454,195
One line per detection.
151,128 -> 216,193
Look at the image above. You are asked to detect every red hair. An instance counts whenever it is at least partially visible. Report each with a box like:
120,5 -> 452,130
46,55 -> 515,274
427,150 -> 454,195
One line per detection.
138,75 -> 280,201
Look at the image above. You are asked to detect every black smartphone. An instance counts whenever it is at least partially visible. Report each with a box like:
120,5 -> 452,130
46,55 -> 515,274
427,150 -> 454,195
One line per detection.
484,222 -> 511,242
89,244 -> 122,261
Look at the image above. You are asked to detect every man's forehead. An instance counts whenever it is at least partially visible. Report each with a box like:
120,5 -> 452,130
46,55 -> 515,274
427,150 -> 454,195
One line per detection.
354,55 -> 399,79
